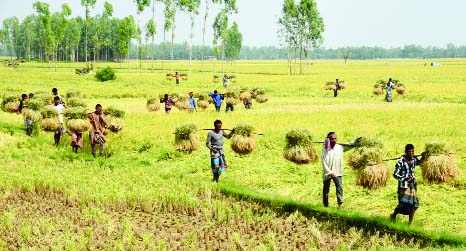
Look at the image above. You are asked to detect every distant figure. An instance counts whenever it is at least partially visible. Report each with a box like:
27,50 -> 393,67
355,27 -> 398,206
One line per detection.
243,99 -> 252,109
81,68 -> 86,75
385,78 -> 395,102
175,72 -> 180,85
390,144 -> 423,225
209,90 -> 224,112
206,120 -> 235,183
88,104 -> 108,157
17,94 -> 33,136
50,96 -> 66,147
334,79 -> 340,97
28,93 -> 34,99
16,94 -> 28,115
160,94 -> 176,113
222,74 -> 229,88
188,92 -> 197,112
52,88 -> 64,104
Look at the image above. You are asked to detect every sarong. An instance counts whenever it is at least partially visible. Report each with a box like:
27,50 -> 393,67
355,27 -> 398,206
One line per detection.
211,148 -> 227,174
396,182 -> 419,215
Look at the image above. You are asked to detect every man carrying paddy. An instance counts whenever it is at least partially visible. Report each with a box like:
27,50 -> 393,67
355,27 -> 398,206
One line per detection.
206,120 -> 235,183
88,104 -> 108,157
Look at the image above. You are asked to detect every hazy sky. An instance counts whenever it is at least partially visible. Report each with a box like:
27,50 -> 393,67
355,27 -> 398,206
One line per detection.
1,0 -> 465,48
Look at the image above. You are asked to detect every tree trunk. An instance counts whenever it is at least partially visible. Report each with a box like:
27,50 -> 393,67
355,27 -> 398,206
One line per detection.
162,31 -> 166,72
170,18 -> 175,73
201,0 -> 209,73
221,40 -> 225,75
189,15 -> 194,74
151,0 -> 155,73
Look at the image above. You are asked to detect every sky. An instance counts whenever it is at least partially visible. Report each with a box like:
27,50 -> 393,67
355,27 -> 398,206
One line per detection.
1,0 -> 465,48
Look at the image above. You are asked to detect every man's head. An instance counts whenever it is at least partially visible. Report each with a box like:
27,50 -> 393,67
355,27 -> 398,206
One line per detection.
405,144 -> 415,158
189,92 -> 193,97
21,94 -> 27,100
389,78 -> 392,82
214,119 -> 222,130
52,88 -> 58,95
214,90 -> 218,94
164,94 -> 168,98
336,79 -> 339,82
95,104 -> 103,114
327,132 -> 337,147
53,96 -> 60,105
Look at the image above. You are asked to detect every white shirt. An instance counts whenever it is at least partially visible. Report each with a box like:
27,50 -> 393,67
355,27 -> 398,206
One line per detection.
50,104 -> 65,123
321,144 -> 345,180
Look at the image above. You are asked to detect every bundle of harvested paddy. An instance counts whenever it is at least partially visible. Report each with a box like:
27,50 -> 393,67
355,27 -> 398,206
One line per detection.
180,73 -> 188,80
41,117 -> 61,132
283,129 -> 317,164
63,107 -> 87,120
106,116 -> 125,133
353,136 -> 384,149
231,124 -> 256,154
373,83 -> 384,95
255,95 -> 269,103
66,97 -> 86,108
23,109 -> 42,122
174,123 -> 199,152
2,101 -> 19,113
41,108 -> 58,118
251,87 -> 266,99
166,73 -> 174,80
147,95 -> 161,112
197,100 -> 209,110
213,75 -> 220,83
66,89 -> 81,99
24,99 -> 44,111
356,163 -> 389,189
395,83 -> 406,95
325,81 -> 336,90
66,119 -> 91,132
174,93 -> 190,110
348,147 -> 384,169
239,91 -> 252,102
104,106 -> 125,118
338,80 -> 346,90
229,75 -> 237,83
421,142 -> 458,183
225,97 -> 240,105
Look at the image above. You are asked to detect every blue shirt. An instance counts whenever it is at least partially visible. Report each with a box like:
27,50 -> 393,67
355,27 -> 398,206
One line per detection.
209,93 -> 224,106
189,97 -> 196,109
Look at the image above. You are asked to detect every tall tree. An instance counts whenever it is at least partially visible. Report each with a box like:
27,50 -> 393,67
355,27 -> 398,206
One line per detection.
118,15 -> 136,71
134,0 -> 150,72
200,0 -> 210,72
64,18 -> 82,62
278,0 -> 298,75
51,4 -> 72,66
33,2 -> 53,61
148,0 -> 158,72
81,0 -> 97,63
1,17 -> 20,58
212,0 -> 238,74
339,47 -> 351,64
224,21 -> 242,63
180,0 -> 201,73
162,0 -> 175,72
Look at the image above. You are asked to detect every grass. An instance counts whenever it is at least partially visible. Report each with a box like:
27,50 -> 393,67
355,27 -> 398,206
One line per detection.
1,59 -> 466,249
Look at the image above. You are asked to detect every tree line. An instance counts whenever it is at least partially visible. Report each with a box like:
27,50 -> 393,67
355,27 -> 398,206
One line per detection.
0,0 -> 243,73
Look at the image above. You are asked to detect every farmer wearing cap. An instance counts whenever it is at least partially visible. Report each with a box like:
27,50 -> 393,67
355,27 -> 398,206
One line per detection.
88,104 -> 108,157
390,144 -> 423,225
206,120 -> 235,183
321,132 -> 360,208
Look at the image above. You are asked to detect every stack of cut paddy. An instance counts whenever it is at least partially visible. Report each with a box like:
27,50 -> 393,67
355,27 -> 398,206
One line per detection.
64,107 -> 91,132
421,142 -> 458,183
231,124 -> 256,154
395,82 -> 407,95
174,123 -> 199,152
229,75 -> 237,83
147,94 -> 161,112
374,80 -> 387,96
325,81 -> 336,90
40,108 -> 60,132
1,94 -> 19,113
174,93 -> 190,110
22,99 -> 44,124
66,97 -> 86,108
180,73 -> 188,80
66,89 -> 81,99
252,87 -> 268,103
196,93 -> 210,109
224,90 -> 240,106
349,136 -> 388,189
166,73 -> 174,80
283,129 -> 317,164
33,92 -> 53,106
213,75 -> 220,83
104,106 -> 125,133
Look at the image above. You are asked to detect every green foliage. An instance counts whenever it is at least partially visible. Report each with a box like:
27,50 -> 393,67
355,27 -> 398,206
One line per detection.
104,106 -> 125,118
25,99 -> 44,111
174,123 -> 197,140
354,136 -> 384,149
66,89 -> 81,99
285,129 -> 313,147
95,67 -> 116,82
225,22 -> 242,61
232,124 -> 254,137
66,97 -> 86,108
424,142 -> 449,155
348,147 -> 384,169
63,107 -> 87,120
40,108 -> 58,118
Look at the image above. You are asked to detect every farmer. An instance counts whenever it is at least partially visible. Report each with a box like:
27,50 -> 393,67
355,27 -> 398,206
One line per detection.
243,99 -> 252,109
189,92 -> 197,112
385,78 -> 395,102
206,120 -> 235,183
334,79 -> 340,97
52,88 -> 65,104
50,96 -> 66,147
17,94 -> 33,136
28,93 -> 34,99
175,72 -> 180,85
88,104 -> 108,157
160,94 -> 176,113
390,144 -> 423,225
222,74 -> 229,88
71,131 -> 83,153
321,132 -> 360,208
209,90 -> 224,112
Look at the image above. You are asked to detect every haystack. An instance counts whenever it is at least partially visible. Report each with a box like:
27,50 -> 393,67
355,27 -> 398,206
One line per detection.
325,81 -> 336,90
41,117 -> 61,132
174,123 -> 199,152
174,93 -> 189,111
255,95 -> 269,103
66,119 -> 91,132
239,91 -> 252,102
1,94 -> 19,113
251,87 -> 266,99
147,95 -> 161,112
24,99 -> 44,111
356,163 -> 389,189
198,100 -> 209,110
66,97 -> 86,108
421,142 -> 458,183
23,109 -> 42,122
348,147 -> 384,169
373,82 -> 384,95
63,107 -> 87,120
166,73 -> 174,80
231,124 -> 256,154
224,90 -> 240,106
283,129 -> 317,164
395,83 -> 406,95
41,108 -> 58,118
